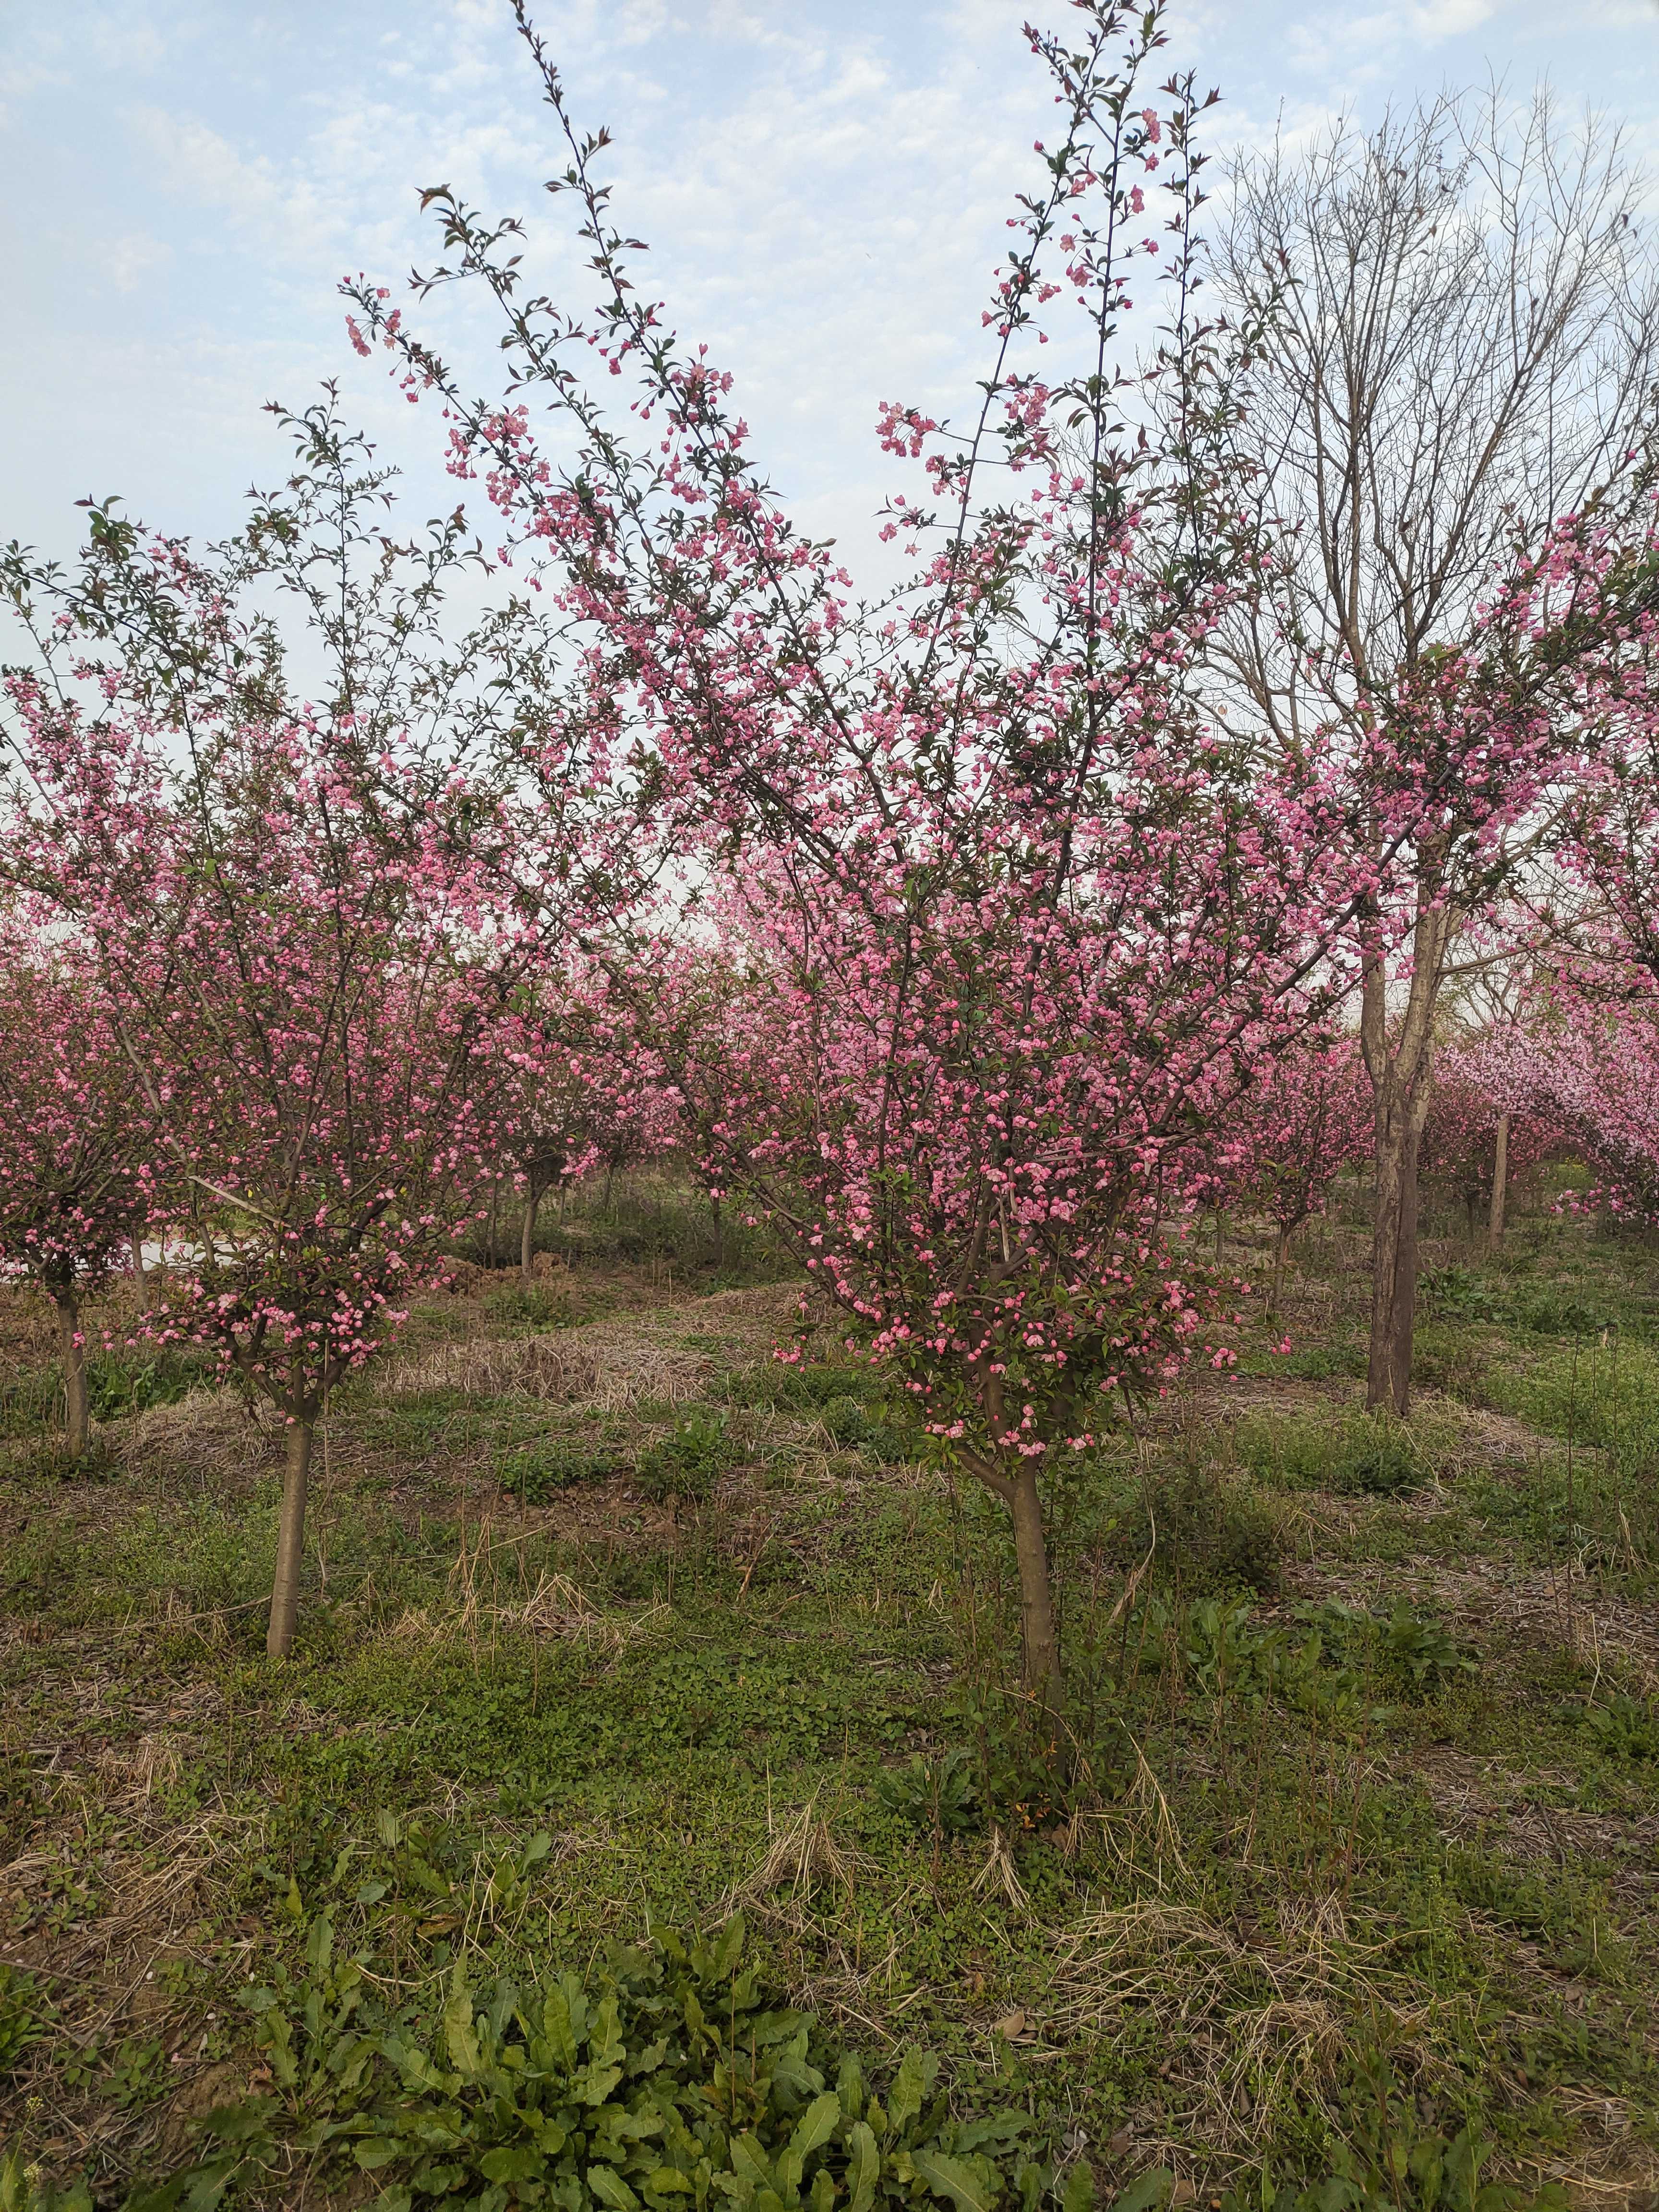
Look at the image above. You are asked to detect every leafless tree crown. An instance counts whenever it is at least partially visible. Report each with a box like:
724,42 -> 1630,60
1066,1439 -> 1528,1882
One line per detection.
1212,86 -> 1659,743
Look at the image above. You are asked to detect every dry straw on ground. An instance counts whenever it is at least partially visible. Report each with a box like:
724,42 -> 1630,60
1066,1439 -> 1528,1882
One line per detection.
735,1800 -> 860,1905
1046,1894 -> 1445,2155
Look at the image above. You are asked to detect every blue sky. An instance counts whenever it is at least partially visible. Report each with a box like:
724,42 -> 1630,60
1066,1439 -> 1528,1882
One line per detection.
4,0 -> 1658,578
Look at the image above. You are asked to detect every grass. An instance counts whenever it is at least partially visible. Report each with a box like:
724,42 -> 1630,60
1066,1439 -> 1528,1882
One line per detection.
1,1179 -> 1658,2207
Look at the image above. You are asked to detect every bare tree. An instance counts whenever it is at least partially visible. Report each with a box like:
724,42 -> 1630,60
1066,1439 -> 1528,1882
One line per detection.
1209,86 -> 1659,1413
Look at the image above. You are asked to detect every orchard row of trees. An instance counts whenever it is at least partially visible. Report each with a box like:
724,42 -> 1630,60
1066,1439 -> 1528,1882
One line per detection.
8,1 -> 1659,1706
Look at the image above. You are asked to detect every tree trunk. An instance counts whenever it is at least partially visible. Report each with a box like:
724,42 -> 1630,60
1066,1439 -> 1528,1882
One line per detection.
132,1236 -> 151,1313
53,1288 -> 89,1458
520,1181 -> 543,1280
1270,1224 -> 1290,1314
1214,1209 -> 1225,1265
710,1193 -> 724,1271
486,1182 -> 499,1269
1489,1113 -> 1509,1250
1367,1073 -> 1431,1417
1008,1464 -> 1061,1719
1390,1101 -> 1426,1402
267,1414 -> 314,1659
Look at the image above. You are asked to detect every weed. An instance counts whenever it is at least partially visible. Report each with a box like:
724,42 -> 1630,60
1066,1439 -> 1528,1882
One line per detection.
86,1345 -> 219,1419
497,1433 -> 623,1502
1564,1690 -> 1659,1761
1102,1457 -> 1282,1595
17,1434 -> 124,1483
485,1281 -> 572,1331
876,1748 -> 982,1838
142,1914 -> 1081,2211
1419,1266 -> 1505,1325
1376,1602 -> 1476,1698
0,2150 -> 93,2212
636,1407 -> 740,1503
0,1967 -> 45,2080
1238,1412 -> 1423,1497
1219,2115 -> 1566,2212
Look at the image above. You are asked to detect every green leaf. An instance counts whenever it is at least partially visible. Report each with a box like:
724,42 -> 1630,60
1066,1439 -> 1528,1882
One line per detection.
539,1982 -> 579,2070
789,2093 -> 843,2169
837,2056 -> 864,2122
731,2136 -> 775,2192
846,2122 -> 881,2212
578,2061 -> 625,2106
647,2171 -> 697,2197
480,2145 -> 546,2183
1061,2163 -> 1095,2212
591,1992 -> 625,2067
200,2097 -> 278,2143
443,1966 -> 481,2078
354,2140 -> 407,2173
305,1913 -> 334,1974
913,2152 -> 1000,2212
180,2164 -> 241,2212
710,1915 -> 746,1981
1107,2176 -> 1173,2212
888,2049 -> 935,2136
591,2168 -> 643,2212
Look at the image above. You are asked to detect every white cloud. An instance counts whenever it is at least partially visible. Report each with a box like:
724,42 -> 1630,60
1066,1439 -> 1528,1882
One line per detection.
106,231 -> 173,294
4,0 -> 1659,573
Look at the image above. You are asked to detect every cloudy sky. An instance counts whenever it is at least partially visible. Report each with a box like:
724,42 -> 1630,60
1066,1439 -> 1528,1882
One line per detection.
4,0 -> 1658,578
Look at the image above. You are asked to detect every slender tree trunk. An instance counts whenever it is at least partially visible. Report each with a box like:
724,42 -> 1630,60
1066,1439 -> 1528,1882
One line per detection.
710,1193 -> 724,1271
1367,1071 -> 1431,1417
1270,1224 -> 1291,1314
1007,1464 -> 1061,1719
268,1413 -> 314,1659
132,1236 -> 151,1313
53,1288 -> 89,1458
1390,1099 -> 1427,1404
1489,1113 -> 1510,1250
1214,1209 -> 1225,1265
486,1182 -> 499,1269
520,1181 -> 543,1280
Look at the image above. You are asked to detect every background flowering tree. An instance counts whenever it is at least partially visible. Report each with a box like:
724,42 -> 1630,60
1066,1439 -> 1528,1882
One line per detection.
2,407 -> 637,1656
1236,1031 -> 1370,1308
344,0 -> 1367,1709
1462,976 -> 1659,1228
0,929 -> 156,1456
1211,92 -> 1659,1413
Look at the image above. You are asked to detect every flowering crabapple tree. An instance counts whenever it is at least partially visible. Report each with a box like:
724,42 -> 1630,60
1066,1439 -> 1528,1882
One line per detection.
2,406 -> 637,1657
1237,1032 -> 1370,1309
0,930 -> 157,1456
6,693 -> 517,1657
489,970 -> 669,1277
1463,977 -> 1659,1229
1211,92 -> 1659,1415
347,0 -> 1360,1711
1418,1046 -> 1563,1243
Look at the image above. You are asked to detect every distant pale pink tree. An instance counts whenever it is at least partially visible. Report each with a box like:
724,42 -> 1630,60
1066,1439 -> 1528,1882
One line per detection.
0,931 -> 156,1455
3,405 -> 639,1655
1238,1034 -> 1371,1308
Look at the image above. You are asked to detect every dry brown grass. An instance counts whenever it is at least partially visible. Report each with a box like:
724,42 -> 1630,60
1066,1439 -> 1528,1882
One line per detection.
493,1570 -> 668,1650
1046,1894 -> 1450,2159
389,1299 -> 786,1413
736,1800 -> 860,1906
